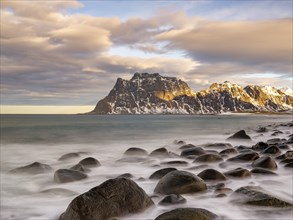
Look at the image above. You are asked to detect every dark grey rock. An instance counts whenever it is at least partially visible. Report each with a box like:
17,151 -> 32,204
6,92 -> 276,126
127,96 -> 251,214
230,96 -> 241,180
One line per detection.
284,162 -> 293,168
179,144 -> 196,150
174,140 -> 186,145
9,162 -> 52,175
154,170 -> 207,195
256,127 -> 268,133
149,168 -> 177,180
193,154 -> 223,163
219,148 -> 238,156
224,168 -> 251,178
39,188 -> 78,197
54,169 -> 88,183
202,143 -> 233,148
154,208 -> 217,220
252,155 -> 277,170
150,148 -> 169,157
251,168 -> 277,175
198,169 -> 227,181
253,142 -> 269,151
117,173 -> 133,178
234,186 -> 293,207
228,152 -> 259,162
59,178 -> 154,220
158,194 -> 186,206
161,161 -> 189,166
180,147 -> 205,157
227,130 -> 251,140
117,157 -> 148,163
124,147 -> 148,156
70,164 -> 89,173
267,138 -> 282,145
58,153 -> 80,161
262,146 -> 281,155
78,157 -> 101,168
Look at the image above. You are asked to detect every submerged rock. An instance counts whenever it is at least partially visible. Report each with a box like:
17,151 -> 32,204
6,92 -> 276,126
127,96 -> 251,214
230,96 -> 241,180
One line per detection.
252,155 -> 277,170
58,153 -> 80,161
123,147 -> 148,156
251,168 -> 277,175
198,169 -> 227,181
253,142 -> 269,151
284,162 -> 293,168
154,170 -> 207,195
234,186 -> 293,207
219,148 -> 238,156
227,130 -> 251,140
161,161 -> 189,166
155,208 -> 217,220
149,168 -> 177,180
228,152 -> 259,162
224,168 -> 251,178
158,194 -> 186,206
262,146 -> 281,155
193,154 -> 223,163
78,157 -> 101,168
150,148 -> 169,157
70,164 -> 89,173
54,169 -> 87,183
180,147 -> 205,157
39,188 -> 78,197
59,178 -> 154,220
9,162 -> 52,175
202,143 -> 233,148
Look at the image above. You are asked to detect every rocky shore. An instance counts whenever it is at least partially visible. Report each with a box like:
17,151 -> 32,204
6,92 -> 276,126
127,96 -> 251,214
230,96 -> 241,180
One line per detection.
8,121 -> 293,220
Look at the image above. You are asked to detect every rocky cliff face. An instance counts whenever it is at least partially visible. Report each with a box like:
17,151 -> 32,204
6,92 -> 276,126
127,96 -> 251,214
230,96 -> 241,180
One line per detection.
91,73 -> 292,114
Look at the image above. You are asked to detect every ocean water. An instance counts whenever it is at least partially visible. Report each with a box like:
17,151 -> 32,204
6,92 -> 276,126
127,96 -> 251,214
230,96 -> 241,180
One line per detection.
1,114 -> 292,220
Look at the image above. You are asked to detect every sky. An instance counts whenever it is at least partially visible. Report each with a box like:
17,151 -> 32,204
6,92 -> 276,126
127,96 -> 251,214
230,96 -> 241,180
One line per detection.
0,0 -> 292,114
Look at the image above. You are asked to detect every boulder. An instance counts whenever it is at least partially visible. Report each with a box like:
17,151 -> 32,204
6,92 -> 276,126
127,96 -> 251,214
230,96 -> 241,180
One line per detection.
9,162 -> 52,175
123,147 -> 148,156
198,169 -> 227,181
180,147 -> 205,157
267,138 -> 282,145
193,154 -> 223,163
256,127 -> 268,133
227,130 -> 251,140
227,152 -> 259,162
219,148 -> 238,156
54,169 -> 87,183
158,194 -> 186,206
116,157 -> 148,163
224,168 -> 251,178
284,162 -> 293,168
252,142 -> 269,151
58,153 -> 80,161
251,168 -> 277,175
252,155 -> 277,170
70,164 -> 89,173
161,161 -> 188,166
202,143 -> 233,148
117,173 -> 133,178
59,178 -> 154,220
234,186 -> 293,207
149,168 -> 177,180
154,170 -> 207,195
276,150 -> 293,160
150,148 -> 169,157
262,146 -> 281,155
155,208 -> 217,220
179,144 -> 196,150
174,140 -> 186,145
78,157 -> 101,168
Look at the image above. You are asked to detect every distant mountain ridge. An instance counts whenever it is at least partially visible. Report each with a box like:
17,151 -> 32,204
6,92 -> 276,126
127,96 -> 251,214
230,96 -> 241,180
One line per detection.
90,73 -> 293,114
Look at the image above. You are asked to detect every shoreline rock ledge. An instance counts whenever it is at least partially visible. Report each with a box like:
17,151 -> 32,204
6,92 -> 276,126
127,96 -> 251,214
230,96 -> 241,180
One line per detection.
59,177 -> 154,220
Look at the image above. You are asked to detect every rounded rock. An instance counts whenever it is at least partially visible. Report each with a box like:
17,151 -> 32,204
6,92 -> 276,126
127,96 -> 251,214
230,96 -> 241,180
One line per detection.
198,169 -> 227,181
155,208 -> 217,220
252,155 -> 277,170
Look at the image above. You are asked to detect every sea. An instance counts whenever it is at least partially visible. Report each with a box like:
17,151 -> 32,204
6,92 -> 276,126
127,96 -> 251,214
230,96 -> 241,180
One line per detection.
1,114 -> 292,220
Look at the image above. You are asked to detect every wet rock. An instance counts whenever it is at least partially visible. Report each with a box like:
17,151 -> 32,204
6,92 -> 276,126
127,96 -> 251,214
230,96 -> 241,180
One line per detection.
187,165 -> 209,170
197,169 -> 227,181
286,136 -> 293,144
271,130 -> 283,136
252,155 -> 277,170
70,164 -> 90,173
180,147 -> 205,157
267,138 -> 282,145
256,127 -> 268,133
39,188 -> 78,197
158,194 -> 186,206
149,168 -> 177,180
117,173 -> 133,178
59,178 -> 154,220
174,140 -> 186,145
150,148 -> 169,157
214,187 -> 233,194
58,153 -> 80,161
179,144 -> 196,150
117,157 -> 148,163
161,161 -> 188,166
284,162 -> 293,168
154,208 -> 217,220
215,193 -> 226,198
251,168 -> 277,175
78,157 -> 101,168
277,144 -> 289,150
202,143 -> 233,148
123,147 -> 148,156
280,158 -> 293,164
193,154 -> 223,163
224,168 -> 251,178
154,170 -> 207,195
234,186 -> 293,207
54,169 -> 88,183
227,130 -> 251,140
227,152 -> 259,162
252,142 -> 269,151
262,146 -> 281,155
219,148 -> 238,156
9,162 -> 52,175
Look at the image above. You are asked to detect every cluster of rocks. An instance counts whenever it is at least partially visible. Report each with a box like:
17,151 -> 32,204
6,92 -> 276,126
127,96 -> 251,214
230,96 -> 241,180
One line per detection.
8,123 -> 293,220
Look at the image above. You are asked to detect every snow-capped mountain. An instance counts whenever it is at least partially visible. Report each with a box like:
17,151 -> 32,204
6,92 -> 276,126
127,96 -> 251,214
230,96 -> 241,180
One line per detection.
90,73 -> 293,114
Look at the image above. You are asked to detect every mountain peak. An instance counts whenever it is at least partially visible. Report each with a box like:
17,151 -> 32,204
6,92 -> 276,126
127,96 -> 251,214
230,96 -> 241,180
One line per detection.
91,73 -> 293,114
